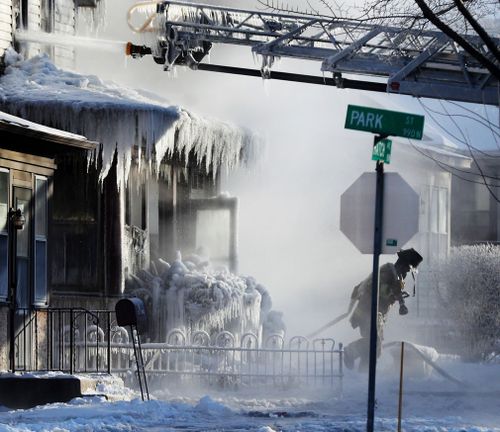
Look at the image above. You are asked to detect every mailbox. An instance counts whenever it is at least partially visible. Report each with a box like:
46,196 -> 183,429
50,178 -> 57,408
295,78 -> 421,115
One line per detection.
75,0 -> 100,7
115,298 -> 148,332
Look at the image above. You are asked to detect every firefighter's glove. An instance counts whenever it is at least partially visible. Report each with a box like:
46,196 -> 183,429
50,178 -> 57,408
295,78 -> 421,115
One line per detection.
399,304 -> 409,315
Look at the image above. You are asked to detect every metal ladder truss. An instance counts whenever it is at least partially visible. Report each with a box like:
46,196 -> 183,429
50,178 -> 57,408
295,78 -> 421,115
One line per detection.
128,0 -> 499,104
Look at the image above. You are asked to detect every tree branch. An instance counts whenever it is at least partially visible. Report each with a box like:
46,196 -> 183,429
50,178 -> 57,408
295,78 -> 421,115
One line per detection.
453,0 -> 500,63
414,0 -> 500,80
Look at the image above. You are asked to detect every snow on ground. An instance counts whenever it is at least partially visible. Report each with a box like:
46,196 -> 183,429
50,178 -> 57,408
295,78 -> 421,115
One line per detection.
1,355 -> 499,431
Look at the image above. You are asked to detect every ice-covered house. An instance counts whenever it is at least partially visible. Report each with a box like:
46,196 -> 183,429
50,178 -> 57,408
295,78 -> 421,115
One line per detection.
0,50 -> 270,359
0,0 -> 279,372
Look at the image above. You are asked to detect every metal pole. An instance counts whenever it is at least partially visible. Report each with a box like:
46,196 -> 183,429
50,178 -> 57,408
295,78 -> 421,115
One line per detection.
136,330 -> 150,401
196,63 -> 388,93
397,341 -> 405,432
131,325 -> 145,401
367,136 -> 386,432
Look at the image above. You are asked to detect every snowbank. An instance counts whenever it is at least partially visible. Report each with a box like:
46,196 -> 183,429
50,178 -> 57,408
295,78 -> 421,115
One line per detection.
0,50 -> 261,181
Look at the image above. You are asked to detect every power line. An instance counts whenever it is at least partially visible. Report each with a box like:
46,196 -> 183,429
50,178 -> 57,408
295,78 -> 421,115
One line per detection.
418,98 -> 500,158
438,99 -> 500,203
408,140 -> 500,194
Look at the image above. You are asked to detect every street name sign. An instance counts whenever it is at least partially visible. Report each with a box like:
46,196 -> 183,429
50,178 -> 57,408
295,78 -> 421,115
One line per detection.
372,138 -> 392,164
345,105 -> 425,140
340,172 -> 419,254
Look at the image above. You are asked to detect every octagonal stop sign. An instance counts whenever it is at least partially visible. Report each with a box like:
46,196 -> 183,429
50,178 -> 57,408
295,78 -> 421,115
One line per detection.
340,172 -> 419,254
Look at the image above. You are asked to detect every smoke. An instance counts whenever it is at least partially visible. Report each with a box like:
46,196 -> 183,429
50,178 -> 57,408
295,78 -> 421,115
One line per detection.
73,0 -> 425,341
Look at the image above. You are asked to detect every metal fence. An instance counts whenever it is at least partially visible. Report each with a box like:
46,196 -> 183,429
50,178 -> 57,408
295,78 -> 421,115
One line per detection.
14,308 -> 115,374
14,309 -> 344,392
112,330 -> 344,391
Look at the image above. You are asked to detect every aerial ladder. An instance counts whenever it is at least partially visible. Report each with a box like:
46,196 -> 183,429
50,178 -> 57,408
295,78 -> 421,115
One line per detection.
126,0 -> 499,105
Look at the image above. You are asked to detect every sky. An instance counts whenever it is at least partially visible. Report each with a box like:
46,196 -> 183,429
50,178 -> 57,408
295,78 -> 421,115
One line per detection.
72,0 -> 499,338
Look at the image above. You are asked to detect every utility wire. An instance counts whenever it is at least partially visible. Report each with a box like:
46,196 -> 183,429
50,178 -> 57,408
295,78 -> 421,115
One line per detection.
412,146 -> 500,180
418,99 -> 500,158
409,140 -> 500,189
438,99 -> 500,203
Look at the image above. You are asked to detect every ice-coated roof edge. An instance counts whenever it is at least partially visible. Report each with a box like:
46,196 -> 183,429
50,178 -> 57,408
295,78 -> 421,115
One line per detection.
0,110 -> 97,150
0,49 -> 262,182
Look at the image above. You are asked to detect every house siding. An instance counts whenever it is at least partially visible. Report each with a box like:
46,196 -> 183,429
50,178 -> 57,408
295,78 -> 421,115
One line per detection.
53,0 -> 74,69
0,0 -> 76,68
0,0 -> 12,59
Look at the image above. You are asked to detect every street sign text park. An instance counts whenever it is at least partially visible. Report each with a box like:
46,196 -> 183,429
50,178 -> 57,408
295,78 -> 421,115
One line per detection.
345,105 -> 424,140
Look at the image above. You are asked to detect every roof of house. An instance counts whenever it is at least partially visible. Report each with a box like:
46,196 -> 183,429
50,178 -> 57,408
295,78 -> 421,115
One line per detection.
0,110 -> 97,150
0,50 -> 261,180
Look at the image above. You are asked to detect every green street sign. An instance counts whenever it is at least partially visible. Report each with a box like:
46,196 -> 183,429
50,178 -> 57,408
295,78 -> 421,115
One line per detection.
345,105 -> 425,140
372,138 -> 392,164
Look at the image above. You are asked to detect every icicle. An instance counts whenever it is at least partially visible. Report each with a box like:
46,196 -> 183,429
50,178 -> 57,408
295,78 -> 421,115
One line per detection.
0,52 -> 262,186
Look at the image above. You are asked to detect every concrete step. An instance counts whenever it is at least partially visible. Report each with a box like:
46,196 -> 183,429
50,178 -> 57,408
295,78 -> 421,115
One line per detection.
0,372 -> 134,409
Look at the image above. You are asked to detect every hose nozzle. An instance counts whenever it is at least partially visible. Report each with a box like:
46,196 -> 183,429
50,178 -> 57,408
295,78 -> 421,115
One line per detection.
126,42 -> 152,58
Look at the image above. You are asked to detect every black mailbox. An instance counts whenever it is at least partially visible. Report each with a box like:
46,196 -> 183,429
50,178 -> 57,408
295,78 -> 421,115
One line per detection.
115,298 -> 148,332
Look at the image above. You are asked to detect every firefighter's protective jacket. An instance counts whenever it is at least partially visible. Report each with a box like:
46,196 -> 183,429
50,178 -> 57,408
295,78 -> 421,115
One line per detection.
349,263 -> 404,330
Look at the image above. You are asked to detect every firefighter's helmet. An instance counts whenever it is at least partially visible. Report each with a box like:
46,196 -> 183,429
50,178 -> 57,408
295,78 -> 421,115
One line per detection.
397,248 -> 423,269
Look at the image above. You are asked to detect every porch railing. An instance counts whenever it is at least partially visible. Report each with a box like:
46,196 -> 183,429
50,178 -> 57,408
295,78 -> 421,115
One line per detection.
14,308 -> 115,374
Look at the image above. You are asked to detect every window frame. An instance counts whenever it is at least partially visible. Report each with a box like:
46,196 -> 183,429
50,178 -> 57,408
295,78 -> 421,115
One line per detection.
33,175 -> 48,307
0,168 -> 9,303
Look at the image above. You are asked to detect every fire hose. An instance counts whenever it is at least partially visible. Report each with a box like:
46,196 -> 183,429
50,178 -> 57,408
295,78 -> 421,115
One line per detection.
308,305 -> 464,385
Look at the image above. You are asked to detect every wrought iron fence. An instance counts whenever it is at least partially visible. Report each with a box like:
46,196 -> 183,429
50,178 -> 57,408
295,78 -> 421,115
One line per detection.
111,330 -> 344,391
14,308 -> 344,392
14,308 -> 116,374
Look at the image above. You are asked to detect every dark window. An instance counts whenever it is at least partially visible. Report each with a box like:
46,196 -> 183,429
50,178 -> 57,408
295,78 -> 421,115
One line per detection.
21,0 -> 28,29
41,0 -> 54,32
14,187 -> 31,309
126,179 -> 146,230
0,169 -> 8,301
34,177 -> 48,306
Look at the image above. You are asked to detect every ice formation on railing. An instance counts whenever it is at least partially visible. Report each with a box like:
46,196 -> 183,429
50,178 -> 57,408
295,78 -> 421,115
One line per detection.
0,50 -> 261,182
125,252 -> 285,345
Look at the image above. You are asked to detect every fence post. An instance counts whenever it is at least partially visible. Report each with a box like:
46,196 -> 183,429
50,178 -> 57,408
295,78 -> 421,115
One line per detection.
70,309 -> 74,374
107,311 -> 111,374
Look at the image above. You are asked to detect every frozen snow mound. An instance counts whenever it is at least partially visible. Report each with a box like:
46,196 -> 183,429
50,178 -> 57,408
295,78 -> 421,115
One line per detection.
0,50 -> 262,181
125,253 -> 285,345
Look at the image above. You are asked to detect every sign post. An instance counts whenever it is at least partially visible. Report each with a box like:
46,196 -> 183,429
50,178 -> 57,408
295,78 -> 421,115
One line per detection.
342,105 -> 424,432
367,135 -> 385,432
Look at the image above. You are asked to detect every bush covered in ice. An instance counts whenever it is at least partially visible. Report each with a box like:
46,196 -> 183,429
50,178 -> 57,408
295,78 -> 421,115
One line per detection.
125,253 -> 285,345
434,244 -> 500,362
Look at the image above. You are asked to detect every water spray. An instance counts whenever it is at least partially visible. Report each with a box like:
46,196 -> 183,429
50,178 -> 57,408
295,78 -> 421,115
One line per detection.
14,30 -> 126,53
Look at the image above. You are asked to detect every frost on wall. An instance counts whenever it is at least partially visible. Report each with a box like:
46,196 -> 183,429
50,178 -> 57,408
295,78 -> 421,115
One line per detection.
125,253 -> 286,345
0,50 -> 261,182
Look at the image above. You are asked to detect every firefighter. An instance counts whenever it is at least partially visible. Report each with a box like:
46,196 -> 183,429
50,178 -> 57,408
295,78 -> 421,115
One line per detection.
343,248 -> 423,371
